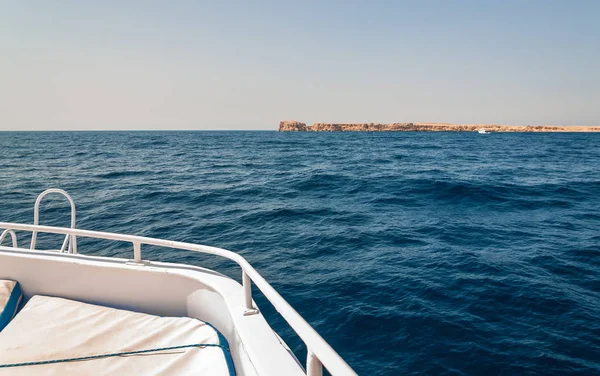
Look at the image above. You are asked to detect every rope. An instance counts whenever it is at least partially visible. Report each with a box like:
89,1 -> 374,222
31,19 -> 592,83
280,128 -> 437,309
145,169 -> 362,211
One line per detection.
0,343 -> 228,369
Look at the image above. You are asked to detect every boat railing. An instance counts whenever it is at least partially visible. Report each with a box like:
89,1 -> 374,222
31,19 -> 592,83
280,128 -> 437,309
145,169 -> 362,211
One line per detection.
31,188 -> 78,254
0,229 -> 18,248
0,221 -> 356,376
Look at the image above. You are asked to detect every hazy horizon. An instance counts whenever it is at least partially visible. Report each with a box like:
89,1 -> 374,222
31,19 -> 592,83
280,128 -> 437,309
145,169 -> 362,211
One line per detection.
1,1 -> 599,131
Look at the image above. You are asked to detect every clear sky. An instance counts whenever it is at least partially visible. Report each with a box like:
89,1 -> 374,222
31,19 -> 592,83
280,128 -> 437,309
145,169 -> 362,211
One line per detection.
1,1 -> 599,130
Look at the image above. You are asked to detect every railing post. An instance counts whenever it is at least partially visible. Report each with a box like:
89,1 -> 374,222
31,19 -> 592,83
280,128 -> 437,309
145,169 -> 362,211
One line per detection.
31,189 -> 77,252
70,235 -> 78,254
307,349 -> 323,376
242,270 -> 259,316
133,242 -> 142,263
0,229 -> 18,248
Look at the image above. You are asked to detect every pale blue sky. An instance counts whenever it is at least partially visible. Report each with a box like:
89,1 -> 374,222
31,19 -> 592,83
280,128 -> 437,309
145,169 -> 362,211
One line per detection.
1,1 -> 599,130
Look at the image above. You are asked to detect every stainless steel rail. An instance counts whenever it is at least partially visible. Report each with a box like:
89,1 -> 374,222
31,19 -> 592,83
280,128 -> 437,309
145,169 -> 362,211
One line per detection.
0,221 -> 356,376
31,188 -> 78,254
0,229 -> 17,248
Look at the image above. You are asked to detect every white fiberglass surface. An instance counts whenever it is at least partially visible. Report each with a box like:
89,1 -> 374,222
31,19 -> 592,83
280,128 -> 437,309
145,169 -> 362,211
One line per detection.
0,248 -> 305,376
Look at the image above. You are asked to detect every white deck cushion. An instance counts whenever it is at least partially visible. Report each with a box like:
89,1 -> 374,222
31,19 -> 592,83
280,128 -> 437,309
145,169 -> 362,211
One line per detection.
0,280 -> 21,331
0,295 -> 235,375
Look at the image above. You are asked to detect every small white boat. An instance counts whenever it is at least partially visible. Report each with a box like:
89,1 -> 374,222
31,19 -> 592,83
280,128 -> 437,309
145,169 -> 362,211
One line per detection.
478,128 -> 490,134
0,189 -> 356,376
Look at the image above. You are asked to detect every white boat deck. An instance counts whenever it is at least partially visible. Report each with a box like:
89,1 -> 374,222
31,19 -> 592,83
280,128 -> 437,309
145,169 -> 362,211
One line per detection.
0,189 -> 357,376
0,295 -> 234,375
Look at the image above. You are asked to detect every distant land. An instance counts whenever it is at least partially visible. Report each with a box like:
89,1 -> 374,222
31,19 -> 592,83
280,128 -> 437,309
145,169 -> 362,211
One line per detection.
279,121 -> 600,132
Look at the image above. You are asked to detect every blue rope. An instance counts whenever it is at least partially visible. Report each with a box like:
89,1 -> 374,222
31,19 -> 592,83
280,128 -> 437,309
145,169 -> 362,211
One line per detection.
0,343 -> 228,369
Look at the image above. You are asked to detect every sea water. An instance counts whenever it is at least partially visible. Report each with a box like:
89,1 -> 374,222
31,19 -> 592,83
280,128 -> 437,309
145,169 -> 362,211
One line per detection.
0,131 -> 599,375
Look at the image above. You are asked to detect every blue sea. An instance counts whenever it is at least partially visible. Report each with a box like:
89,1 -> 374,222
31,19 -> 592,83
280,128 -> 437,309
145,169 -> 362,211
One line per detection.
1,131 -> 599,375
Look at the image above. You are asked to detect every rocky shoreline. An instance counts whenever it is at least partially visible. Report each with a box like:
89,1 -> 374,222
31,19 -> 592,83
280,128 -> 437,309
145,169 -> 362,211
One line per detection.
279,121 -> 600,132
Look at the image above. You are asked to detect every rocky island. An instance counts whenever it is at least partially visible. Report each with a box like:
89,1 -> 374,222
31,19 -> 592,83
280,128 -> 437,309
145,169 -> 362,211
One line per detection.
279,121 -> 600,132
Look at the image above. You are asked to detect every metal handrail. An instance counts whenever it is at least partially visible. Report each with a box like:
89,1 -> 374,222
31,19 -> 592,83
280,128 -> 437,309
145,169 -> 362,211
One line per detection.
0,229 -> 17,248
0,221 -> 357,376
31,189 -> 78,254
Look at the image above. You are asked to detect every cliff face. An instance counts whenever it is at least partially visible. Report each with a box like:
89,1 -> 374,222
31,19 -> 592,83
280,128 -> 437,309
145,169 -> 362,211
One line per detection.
279,120 -> 308,131
311,122 -> 415,131
279,121 -> 600,132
